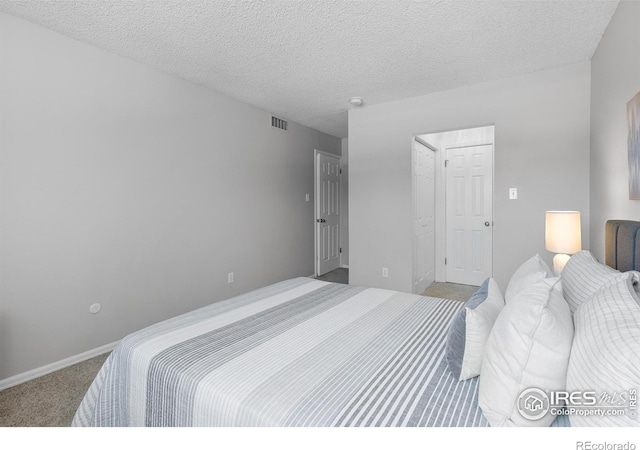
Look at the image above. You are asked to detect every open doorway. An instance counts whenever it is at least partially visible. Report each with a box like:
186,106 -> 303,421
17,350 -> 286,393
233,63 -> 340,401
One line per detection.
412,125 -> 494,291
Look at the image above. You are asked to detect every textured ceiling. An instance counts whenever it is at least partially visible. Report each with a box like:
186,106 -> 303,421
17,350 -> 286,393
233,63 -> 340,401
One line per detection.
0,1 -> 619,138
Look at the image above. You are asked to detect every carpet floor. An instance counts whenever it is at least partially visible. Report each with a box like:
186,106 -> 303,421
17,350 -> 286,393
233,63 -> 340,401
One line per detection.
423,282 -> 478,302
0,352 -> 109,427
0,271 -> 476,427
316,268 -> 478,302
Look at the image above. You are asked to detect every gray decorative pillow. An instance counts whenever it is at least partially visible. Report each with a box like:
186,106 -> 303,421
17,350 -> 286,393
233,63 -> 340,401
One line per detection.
447,278 -> 503,381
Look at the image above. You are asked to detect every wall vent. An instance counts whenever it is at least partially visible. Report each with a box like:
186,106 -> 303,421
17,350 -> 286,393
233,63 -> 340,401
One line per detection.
270,115 -> 288,131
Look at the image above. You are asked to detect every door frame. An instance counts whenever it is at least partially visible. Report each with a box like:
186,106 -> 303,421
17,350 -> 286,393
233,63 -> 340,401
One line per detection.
314,149 -> 342,277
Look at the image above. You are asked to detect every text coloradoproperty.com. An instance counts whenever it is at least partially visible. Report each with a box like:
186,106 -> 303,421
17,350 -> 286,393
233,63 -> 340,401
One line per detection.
552,407 -> 628,416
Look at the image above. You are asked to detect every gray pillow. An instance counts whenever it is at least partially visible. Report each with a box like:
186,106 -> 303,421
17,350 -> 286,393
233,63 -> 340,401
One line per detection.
446,278 -> 490,380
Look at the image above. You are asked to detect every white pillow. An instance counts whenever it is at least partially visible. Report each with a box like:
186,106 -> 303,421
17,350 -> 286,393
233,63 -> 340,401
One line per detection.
560,249 -> 624,313
566,272 -> 640,426
479,278 -> 574,427
460,278 -> 505,380
504,254 -> 552,302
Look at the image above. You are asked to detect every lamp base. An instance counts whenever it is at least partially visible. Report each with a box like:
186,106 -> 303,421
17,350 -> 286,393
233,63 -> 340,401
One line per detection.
553,253 -> 571,276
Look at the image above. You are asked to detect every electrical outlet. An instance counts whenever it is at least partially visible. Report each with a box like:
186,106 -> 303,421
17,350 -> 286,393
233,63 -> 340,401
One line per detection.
227,272 -> 234,283
305,193 -> 310,202
382,267 -> 389,278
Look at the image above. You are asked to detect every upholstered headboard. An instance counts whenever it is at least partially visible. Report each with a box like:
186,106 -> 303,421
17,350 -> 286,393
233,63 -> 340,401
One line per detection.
605,220 -> 640,271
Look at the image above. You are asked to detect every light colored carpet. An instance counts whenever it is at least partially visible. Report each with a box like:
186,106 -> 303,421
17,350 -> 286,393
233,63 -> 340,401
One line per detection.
423,282 -> 478,302
0,352 -> 109,427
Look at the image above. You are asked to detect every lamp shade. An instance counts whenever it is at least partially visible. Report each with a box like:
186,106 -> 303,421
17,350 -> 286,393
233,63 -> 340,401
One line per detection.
545,211 -> 582,254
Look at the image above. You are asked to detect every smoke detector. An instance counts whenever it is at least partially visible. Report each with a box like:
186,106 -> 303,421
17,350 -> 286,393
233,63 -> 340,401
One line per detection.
349,97 -> 363,107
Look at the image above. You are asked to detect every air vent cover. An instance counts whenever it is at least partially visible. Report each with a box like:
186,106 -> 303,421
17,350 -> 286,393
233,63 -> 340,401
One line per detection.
270,115 -> 288,131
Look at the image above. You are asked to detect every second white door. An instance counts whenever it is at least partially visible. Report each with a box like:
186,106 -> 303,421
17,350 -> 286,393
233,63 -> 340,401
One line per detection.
412,140 -> 436,294
445,144 -> 493,285
316,152 -> 341,276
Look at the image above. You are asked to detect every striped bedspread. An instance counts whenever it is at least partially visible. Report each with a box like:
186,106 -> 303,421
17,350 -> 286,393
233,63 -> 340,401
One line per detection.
73,277 -> 491,427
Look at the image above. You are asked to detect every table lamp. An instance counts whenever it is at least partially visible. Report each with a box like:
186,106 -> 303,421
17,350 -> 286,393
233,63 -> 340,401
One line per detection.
545,211 -> 582,275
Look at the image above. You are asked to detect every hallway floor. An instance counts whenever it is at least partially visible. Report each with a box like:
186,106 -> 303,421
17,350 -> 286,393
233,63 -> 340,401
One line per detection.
314,268 -> 477,302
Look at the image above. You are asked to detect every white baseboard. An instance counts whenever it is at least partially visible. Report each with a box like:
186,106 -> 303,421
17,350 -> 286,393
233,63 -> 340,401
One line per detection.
0,340 -> 119,391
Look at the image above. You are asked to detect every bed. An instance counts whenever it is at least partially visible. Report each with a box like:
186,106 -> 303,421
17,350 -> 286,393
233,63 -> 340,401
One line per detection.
73,279 -> 488,427
72,220 -> 640,427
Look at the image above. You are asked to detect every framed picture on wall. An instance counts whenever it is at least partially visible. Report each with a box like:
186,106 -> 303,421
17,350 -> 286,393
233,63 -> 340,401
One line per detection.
628,91 -> 640,199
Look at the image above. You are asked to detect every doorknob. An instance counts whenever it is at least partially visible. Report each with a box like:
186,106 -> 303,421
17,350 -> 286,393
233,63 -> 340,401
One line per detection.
484,221 -> 490,227
317,219 -> 326,223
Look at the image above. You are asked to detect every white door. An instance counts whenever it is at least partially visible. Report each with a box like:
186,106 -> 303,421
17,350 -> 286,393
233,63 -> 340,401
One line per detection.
445,144 -> 493,285
412,140 -> 436,294
316,152 -> 341,276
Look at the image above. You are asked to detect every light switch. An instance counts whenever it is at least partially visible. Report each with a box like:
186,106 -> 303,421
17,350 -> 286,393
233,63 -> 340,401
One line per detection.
509,188 -> 518,200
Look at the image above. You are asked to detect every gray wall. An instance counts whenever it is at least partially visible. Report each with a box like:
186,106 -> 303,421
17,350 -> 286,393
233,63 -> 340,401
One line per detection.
349,63 -> 591,292
0,13 -> 340,380
590,1 -> 640,261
